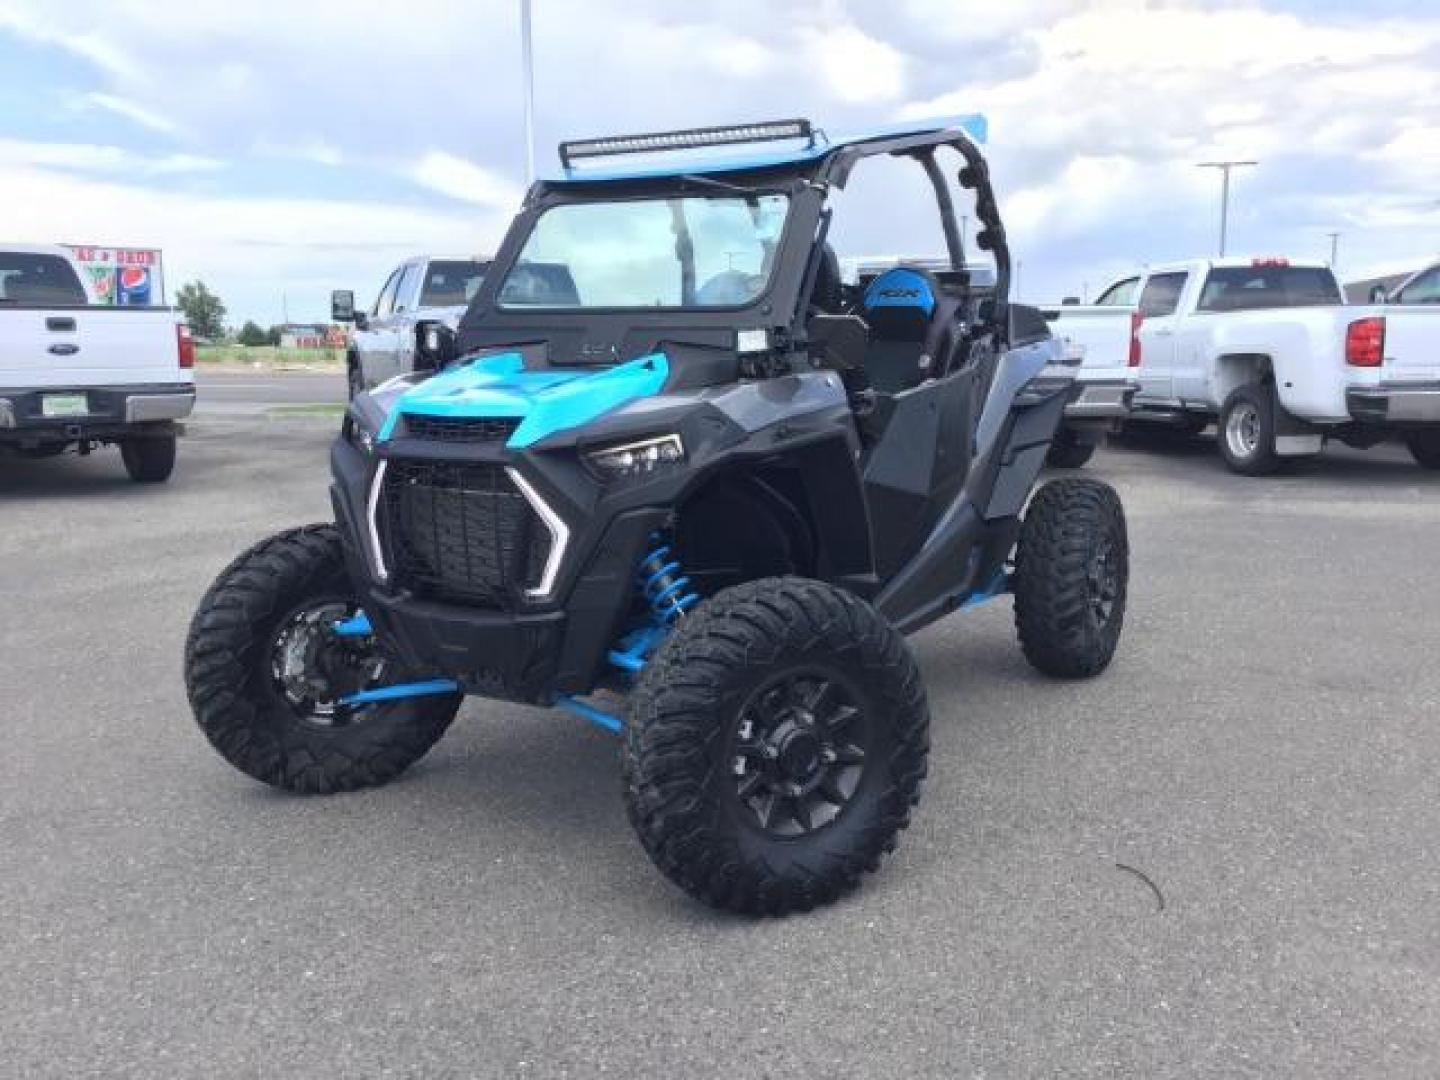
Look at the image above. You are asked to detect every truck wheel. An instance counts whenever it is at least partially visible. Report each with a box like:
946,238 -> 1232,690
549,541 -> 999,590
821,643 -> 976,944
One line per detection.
1014,479 -> 1128,679
622,578 -> 929,915
1406,431 -> 1440,470
1218,385 -> 1279,475
120,434 -> 176,483
184,524 -> 461,794
1045,427 -> 1097,469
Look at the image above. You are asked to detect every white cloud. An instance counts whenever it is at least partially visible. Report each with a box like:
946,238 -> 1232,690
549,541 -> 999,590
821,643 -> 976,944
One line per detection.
80,92 -> 182,136
805,24 -> 906,104
0,139 -> 224,176
408,151 -> 523,208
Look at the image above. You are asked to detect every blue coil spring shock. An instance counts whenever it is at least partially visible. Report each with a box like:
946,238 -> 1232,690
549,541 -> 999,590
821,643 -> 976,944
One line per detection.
638,537 -> 700,626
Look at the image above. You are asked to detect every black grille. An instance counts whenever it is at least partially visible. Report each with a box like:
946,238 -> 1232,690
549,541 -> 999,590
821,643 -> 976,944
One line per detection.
399,414 -> 520,444
381,460 -> 551,607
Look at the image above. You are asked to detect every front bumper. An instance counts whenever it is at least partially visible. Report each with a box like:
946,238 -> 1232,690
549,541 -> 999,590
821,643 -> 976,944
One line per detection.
1348,383 -> 1440,425
0,383 -> 194,444
1064,376 -> 1137,421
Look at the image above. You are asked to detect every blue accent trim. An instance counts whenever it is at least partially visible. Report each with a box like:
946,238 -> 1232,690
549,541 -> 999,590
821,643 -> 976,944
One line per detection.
339,678 -> 459,706
557,696 -> 623,734
547,114 -> 988,183
378,351 -> 670,447
332,611 -> 373,637
961,570 -> 1012,610
607,623 -> 668,674
863,267 -> 936,317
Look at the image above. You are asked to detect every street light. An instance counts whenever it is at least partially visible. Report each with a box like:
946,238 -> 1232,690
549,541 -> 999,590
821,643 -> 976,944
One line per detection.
1327,231 -> 1341,268
1196,160 -> 1257,257
520,0 -> 536,183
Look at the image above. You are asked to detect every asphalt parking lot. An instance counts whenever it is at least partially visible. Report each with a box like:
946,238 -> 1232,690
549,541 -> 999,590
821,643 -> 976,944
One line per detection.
2,411 -> 1438,1078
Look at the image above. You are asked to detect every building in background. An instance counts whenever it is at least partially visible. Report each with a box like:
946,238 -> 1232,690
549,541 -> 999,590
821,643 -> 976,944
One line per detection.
278,323 -> 330,348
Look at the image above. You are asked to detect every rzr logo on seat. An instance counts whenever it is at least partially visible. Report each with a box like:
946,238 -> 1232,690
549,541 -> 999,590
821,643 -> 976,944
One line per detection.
878,287 -> 922,300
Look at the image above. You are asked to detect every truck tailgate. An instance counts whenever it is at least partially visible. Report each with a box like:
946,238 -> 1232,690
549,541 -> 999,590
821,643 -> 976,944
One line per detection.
1379,307 -> 1440,382
0,307 -> 188,388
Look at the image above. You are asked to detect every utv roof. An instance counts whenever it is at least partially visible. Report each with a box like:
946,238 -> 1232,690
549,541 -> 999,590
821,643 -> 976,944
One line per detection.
547,115 -> 988,184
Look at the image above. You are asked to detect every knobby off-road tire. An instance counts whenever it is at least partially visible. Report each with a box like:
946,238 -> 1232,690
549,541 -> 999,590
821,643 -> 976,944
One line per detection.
1013,479 -> 1128,679
120,433 -> 176,483
1045,427 -> 1097,469
184,524 -> 461,794
622,578 -> 929,915
1406,431 -> 1440,470
1218,384 -> 1280,475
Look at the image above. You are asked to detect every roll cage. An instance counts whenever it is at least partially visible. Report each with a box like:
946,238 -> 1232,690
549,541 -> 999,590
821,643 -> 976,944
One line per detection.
455,116 -> 1013,363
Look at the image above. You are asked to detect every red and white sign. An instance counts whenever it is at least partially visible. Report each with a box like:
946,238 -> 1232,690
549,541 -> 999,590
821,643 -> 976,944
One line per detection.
63,244 -> 166,306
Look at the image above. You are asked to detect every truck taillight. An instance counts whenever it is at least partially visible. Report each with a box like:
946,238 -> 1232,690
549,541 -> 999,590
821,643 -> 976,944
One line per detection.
177,324 -> 195,369
1128,312 -> 1143,367
1345,317 -> 1385,367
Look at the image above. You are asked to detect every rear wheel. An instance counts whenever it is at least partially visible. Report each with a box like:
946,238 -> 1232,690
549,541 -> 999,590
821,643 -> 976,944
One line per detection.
1406,431 -> 1440,470
1218,384 -> 1279,475
622,578 -> 929,915
120,433 -> 176,483
1013,479 -> 1128,678
1045,427 -> 1097,469
184,524 -> 461,794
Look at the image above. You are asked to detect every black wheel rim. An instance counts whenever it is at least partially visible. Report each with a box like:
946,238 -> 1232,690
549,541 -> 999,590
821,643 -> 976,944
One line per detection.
728,670 -> 870,838
268,600 -> 387,727
1087,536 -> 1121,626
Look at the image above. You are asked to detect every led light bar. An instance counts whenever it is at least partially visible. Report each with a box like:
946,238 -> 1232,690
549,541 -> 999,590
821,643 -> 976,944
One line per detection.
559,119 -> 815,169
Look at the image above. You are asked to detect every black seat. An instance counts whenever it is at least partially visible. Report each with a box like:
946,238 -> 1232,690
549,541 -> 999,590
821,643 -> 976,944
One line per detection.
857,266 -> 962,393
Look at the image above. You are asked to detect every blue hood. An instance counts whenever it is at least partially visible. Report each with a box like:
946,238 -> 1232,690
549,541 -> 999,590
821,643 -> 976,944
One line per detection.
377,351 -> 670,448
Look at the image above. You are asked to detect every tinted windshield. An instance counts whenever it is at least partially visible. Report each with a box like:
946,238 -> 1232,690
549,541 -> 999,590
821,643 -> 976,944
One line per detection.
0,252 -> 87,305
420,260 -> 488,308
498,194 -> 789,309
1197,266 -> 1341,311
1095,277 -> 1139,306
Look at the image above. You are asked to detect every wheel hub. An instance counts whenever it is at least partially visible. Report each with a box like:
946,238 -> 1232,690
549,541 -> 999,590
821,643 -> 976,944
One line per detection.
270,602 -> 384,725
1087,538 -> 1121,625
1226,402 -> 1260,458
730,674 -> 868,836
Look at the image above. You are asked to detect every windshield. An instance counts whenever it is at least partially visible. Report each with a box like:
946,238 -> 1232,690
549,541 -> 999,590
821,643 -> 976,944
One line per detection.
498,194 -> 789,309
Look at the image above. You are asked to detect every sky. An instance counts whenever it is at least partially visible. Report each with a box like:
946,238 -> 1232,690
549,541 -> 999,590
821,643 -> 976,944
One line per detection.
0,0 -> 1436,325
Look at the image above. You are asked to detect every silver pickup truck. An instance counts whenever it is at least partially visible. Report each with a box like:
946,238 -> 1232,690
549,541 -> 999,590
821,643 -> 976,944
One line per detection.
331,255 -> 489,398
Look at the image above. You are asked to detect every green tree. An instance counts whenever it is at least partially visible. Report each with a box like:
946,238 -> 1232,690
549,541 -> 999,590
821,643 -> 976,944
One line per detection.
266,325 -> 283,346
176,281 -> 227,341
236,320 -> 268,347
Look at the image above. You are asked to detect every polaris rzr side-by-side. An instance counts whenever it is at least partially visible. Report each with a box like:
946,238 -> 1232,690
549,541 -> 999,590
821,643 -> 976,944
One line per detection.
184,117 -> 1129,915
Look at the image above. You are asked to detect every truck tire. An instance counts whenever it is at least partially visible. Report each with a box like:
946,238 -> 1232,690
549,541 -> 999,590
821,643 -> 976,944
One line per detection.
184,524 -> 461,794
120,433 -> 176,483
1045,427 -> 1097,469
1014,478 -> 1128,679
1406,431 -> 1440,470
1218,384 -> 1280,475
622,578 -> 929,915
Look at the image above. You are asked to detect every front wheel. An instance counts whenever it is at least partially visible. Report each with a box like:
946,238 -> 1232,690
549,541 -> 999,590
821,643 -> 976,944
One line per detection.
1406,431 -> 1440,470
1014,479 -> 1128,678
1218,384 -> 1279,475
120,433 -> 176,483
622,578 -> 929,915
183,524 -> 461,794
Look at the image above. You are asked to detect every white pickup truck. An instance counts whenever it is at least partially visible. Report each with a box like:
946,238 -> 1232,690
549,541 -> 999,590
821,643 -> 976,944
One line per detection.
331,255 -> 489,398
0,243 -> 194,482
1045,258 -> 1440,474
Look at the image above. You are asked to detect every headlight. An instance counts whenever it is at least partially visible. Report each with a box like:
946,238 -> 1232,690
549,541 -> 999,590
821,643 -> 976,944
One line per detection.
584,434 -> 685,480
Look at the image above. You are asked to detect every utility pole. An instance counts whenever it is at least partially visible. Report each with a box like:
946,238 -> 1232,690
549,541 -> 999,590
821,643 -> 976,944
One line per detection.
520,0 -> 536,183
1327,231 -> 1341,267
1196,160 -> 1257,257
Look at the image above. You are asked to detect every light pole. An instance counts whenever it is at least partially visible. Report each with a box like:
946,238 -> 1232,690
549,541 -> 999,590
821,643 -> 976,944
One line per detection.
520,0 -> 536,183
1327,231 -> 1341,268
1196,160 -> 1257,257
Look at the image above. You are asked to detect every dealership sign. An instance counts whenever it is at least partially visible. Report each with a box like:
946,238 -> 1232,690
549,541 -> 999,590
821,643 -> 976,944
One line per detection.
64,245 -> 166,306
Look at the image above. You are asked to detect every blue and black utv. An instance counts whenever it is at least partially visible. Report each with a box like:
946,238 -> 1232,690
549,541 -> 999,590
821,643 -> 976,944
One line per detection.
184,117 -> 1129,914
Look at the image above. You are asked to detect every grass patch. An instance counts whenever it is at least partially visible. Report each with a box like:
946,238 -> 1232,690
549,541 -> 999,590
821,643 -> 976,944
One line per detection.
198,345 -> 345,367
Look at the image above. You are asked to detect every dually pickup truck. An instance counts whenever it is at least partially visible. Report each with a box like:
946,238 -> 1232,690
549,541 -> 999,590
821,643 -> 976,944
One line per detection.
0,243 -> 194,482
331,255 -> 489,398
1044,258 -> 1440,474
